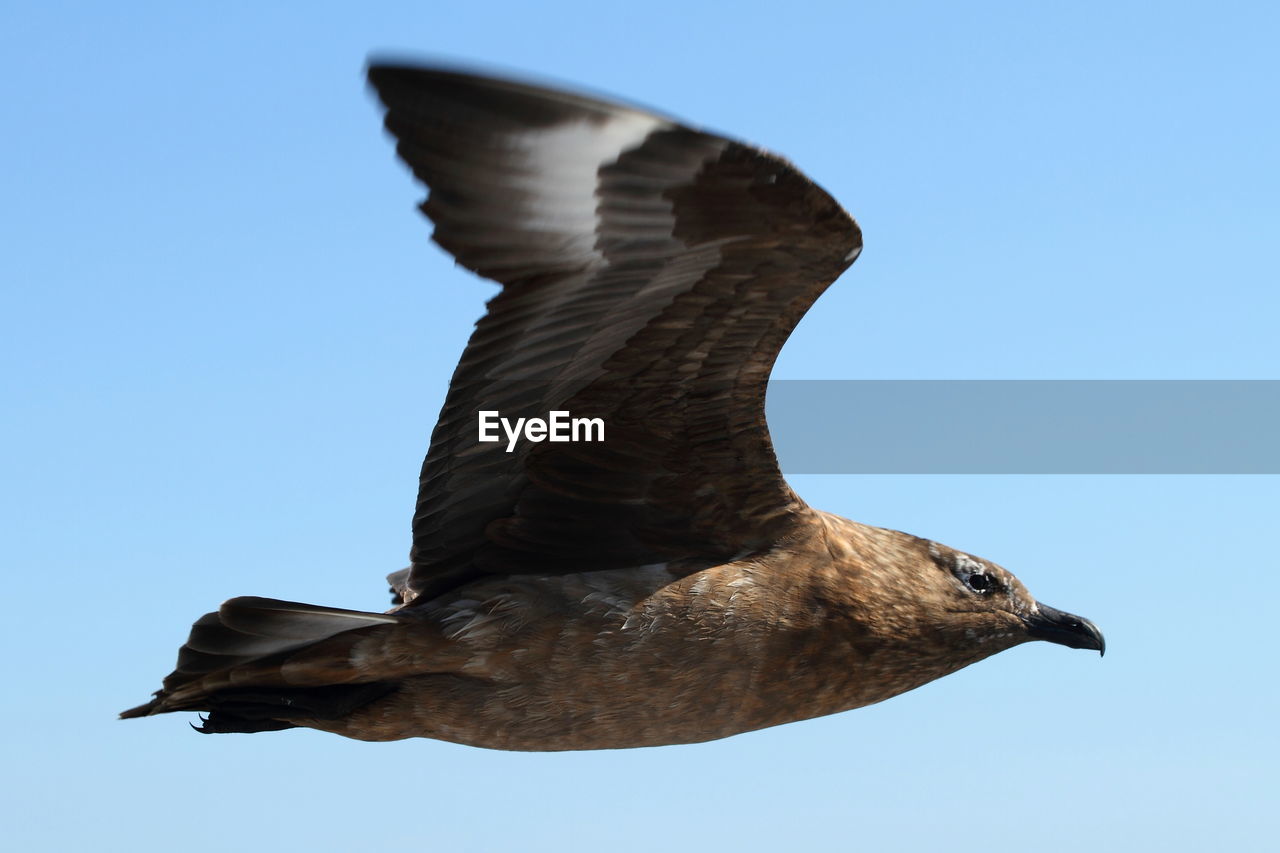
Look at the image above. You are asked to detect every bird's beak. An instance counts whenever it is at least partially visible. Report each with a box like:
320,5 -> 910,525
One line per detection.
1023,603 -> 1106,656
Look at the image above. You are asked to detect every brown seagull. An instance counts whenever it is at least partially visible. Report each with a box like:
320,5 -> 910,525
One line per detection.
122,63 -> 1104,750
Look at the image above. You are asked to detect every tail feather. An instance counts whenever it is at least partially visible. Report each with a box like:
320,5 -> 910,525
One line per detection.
120,596 -> 409,729
217,596 -> 399,640
185,612 -> 301,658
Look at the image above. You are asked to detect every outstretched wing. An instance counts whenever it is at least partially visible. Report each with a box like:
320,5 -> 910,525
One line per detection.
368,64 -> 861,603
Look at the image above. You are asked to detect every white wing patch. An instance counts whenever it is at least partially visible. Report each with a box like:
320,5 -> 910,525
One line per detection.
509,112 -> 669,259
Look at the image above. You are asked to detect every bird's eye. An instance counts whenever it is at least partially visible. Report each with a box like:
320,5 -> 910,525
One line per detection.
965,572 -> 993,594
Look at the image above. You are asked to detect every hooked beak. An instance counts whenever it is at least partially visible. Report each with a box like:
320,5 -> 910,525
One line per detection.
1023,603 -> 1106,656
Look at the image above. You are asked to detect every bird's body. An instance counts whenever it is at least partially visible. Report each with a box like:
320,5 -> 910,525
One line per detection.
123,63 -> 1103,749
299,519 -> 1020,748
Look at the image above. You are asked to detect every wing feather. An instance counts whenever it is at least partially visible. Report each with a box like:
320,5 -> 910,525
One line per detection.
367,64 -> 861,602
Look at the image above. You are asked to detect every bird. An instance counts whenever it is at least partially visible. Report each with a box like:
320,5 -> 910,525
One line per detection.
121,62 -> 1104,750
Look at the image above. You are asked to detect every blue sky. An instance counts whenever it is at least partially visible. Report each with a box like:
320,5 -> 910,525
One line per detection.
3,1 -> 1277,851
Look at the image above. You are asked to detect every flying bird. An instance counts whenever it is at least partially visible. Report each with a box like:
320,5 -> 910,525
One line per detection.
121,63 -> 1104,749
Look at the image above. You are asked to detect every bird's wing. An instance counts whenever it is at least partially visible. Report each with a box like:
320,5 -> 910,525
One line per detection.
368,64 -> 862,603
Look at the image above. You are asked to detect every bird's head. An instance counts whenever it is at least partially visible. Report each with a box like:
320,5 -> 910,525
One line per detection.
913,540 -> 1105,658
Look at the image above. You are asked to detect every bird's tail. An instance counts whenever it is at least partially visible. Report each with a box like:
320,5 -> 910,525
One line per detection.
120,596 -> 411,733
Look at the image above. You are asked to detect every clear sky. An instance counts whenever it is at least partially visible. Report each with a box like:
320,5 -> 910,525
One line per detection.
4,1 -> 1277,851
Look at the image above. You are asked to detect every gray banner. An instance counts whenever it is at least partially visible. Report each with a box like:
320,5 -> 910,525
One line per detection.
766,380 -> 1280,473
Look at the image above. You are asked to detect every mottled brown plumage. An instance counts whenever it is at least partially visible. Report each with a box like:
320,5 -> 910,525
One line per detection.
121,63 -> 1103,749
